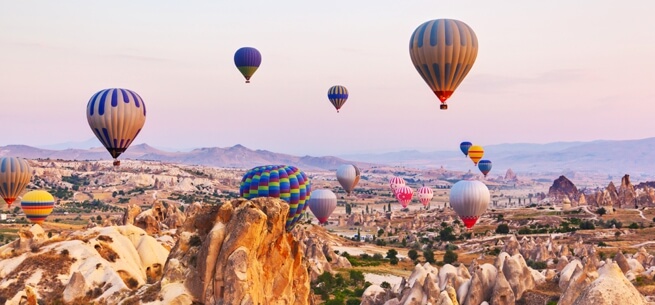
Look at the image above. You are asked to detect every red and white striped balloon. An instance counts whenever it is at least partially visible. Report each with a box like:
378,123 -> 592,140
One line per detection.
395,185 -> 414,208
389,176 -> 406,193
417,186 -> 434,207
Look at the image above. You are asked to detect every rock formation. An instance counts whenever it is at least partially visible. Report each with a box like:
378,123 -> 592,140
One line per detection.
160,197 -> 310,304
504,169 -> 517,181
548,175 -> 579,201
619,174 -> 637,208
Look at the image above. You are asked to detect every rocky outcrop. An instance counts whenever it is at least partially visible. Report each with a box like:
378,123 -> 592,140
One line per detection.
160,197 -> 310,305
489,270 -> 515,305
122,204 -> 142,226
132,200 -> 186,235
571,262 -> 647,305
548,175 -> 579,201
504,169 -> 517,181
618,174 -> 636,208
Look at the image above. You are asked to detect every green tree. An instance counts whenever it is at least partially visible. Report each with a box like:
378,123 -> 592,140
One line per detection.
349,270 -> 365,285
380,282 -> 391,289
366,205 -> 369,214
443,249 -> 458,264
495,224 -> 510,234
423,250 -> 435,264
596,207 -> 607,216
386,249 -> 398,260
389,257 -> 399,265
407,249 -> 419,261
377,229 -> 384,237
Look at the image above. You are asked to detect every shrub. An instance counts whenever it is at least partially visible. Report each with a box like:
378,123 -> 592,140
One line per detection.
380,281 -> 391,289
407,249 -> 419,261
495,224 -> 510,234
443,249 -> 458,264
389,257 -> 399,265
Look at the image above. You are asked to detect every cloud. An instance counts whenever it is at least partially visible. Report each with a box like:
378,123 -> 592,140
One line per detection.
465,69 -> 587,93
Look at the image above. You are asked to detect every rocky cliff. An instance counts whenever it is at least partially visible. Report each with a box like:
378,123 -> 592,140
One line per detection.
548,175 -> 579,201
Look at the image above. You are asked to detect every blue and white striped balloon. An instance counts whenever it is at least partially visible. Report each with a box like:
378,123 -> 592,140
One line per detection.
86,88 -> 146,166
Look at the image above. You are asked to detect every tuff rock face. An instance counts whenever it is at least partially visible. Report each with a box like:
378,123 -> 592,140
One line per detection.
548,175 -> 579,201
159,197 -> 311,305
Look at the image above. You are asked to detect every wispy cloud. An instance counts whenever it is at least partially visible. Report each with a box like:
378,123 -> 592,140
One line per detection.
466,69 -> 587,93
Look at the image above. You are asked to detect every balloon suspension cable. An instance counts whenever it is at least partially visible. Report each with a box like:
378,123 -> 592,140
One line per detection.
440,104 -> 448,110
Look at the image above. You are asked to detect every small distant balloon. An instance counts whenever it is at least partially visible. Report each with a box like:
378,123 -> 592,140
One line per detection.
86,88 -> 146,166
389,176 -> 406,194
395,185 -> 414,208
0,157 -> 32,208
467,145 -> 484,166
336,164 -> 360,195
460,141 -> 472,157
449,180 -> 490,229
239,165 -> 310,230
327,85 -> 349,113
409,19 -> 478,110
478,160 -> 492,177
308,189 -> 337,225
21,190 -> 55,224
417,186 -> 434,207
234,47 -> 262,83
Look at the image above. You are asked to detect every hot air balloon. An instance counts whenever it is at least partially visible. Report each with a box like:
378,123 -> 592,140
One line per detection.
87,88 -> 146,167
478,160 -> 492,177
308,189 -> 337,224
20,190 -> 55,224
395,185 -> 414,208
336,164 -> 360,195
327,85 -> 349,113
417,186 -> 434,207
239,165 -> 311,230
389,176 -> 406,193
449,180 -> 490,229
234,47 -> 262,83
0,157 -> 32,208
468,145 -> 484,165
460,141 -> 472,157
409,19 -> 478,110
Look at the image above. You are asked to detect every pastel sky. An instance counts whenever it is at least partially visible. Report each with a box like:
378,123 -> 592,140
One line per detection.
1,1 -> 654,156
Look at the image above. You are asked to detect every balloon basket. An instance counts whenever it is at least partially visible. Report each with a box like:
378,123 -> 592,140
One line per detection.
245,80 -> 250,83
440,104 -> 448,110
113,160 -> 121,167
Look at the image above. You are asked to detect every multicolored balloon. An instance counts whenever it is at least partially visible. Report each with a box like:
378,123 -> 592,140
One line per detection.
86,88 -> 146,166
21,190 -> 55,224
395,185 -> 414,208
417,186 -> 434,207
336,164 -> 360,195
234,47 -> 262,83
460,141 -> 472,157
327,85 -> 349,113
308,189 -> 337,224
0,157 -> 32,208
389,176 -> 406,193
449,180 -> 490,229
239,165 -> 311,230
467,145 -> 484,166
478,160 -> 492,177
409,19 -> 479,110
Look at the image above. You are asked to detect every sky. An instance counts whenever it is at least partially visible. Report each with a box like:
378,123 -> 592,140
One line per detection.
1,1 -> 654,156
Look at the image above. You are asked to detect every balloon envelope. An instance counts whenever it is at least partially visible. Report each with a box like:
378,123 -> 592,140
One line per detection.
460,141 -> 472,156
409,19 -> 478,110
336,164 -> 360,195
86,88 -> 146,166
327,85 -> 349,112
239,165 -> 311,230
417,186 -> 434,207
0,157 -> 32,208
468,145 -> 484,165
478,160 -> 492,177
395,185 -> 414,208
389,177 -> 406,193
21,190 -> 55,224
449,180 -> 490,228
234,47 -> 262,83
308,189 -> 337,224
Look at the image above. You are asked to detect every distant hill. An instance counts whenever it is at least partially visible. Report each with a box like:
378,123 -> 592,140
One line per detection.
340,137 -> 655,178
0,143 -> 368,171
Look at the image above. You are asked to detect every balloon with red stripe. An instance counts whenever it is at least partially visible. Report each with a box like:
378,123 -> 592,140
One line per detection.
389,176 -> 406,194
308,189 -> 337,224
20,190 -> 55,224
395,185 -> 414,208
417,186 -> 434,207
